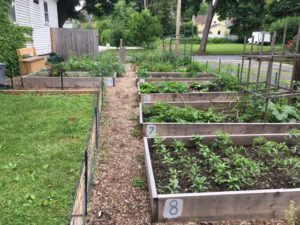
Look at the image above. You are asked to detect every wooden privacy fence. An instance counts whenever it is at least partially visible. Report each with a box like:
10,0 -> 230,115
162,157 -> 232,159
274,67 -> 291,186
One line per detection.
51,28 -> 99,59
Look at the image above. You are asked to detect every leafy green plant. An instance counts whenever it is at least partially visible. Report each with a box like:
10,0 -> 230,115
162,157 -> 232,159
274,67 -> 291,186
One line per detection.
131,177 -> 147,189
144,103 -> 223,123
167,168 -> 180,194
0,1 -> 32,77
60,52 -> 124,77
152,131 -> 300,194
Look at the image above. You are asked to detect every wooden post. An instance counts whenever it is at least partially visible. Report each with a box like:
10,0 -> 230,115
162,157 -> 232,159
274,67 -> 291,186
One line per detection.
293,24 -> 300,81
175,0 -> 182,55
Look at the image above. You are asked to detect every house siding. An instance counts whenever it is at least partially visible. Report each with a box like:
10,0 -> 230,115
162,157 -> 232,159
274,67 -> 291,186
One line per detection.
15,0 -> 58,55
15,0 -> 31,26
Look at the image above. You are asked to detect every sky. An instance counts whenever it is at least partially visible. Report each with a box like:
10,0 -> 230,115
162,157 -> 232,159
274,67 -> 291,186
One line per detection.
75,0 -> 84,11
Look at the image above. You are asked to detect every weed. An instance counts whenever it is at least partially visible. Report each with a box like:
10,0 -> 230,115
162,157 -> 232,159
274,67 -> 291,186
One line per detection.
131,177 -> 147,189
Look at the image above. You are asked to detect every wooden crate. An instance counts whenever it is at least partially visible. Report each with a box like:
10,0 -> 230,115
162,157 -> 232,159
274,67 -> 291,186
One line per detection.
139,103 -> 300,137
144,134 -> 300,222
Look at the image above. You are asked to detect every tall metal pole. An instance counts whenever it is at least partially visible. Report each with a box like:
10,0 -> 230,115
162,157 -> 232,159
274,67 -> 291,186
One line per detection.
175,0 -> 182,55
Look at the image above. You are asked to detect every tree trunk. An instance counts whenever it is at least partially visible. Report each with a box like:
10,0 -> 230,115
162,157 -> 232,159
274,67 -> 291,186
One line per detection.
293,24 -> 300,81
175,0 -> 182,55
144,0 -> 147,9
199,0 -> 221,54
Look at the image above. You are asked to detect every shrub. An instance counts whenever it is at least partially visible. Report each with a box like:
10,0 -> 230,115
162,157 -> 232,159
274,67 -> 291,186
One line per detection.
269,17 -> 300,44
128,10 -> 162,48
0,0 -> 31,77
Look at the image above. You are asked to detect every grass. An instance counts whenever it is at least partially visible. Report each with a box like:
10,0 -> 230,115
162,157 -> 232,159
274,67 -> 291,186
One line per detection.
180,43 -> 282,55
0,94 -> 94,225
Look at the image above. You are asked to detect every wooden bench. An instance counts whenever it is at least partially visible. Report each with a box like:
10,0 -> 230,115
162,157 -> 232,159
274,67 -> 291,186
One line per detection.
17,47 -> 46,76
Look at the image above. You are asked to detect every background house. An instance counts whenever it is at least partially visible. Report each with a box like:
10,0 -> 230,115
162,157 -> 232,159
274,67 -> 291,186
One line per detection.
11,0 -> 59,55
192,14 -> 238,40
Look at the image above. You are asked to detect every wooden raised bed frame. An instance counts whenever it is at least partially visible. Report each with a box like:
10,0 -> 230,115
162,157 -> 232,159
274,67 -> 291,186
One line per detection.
137,80 -> 239,102
144,134 -> 300,222
21,71 -> 116,89
140,92 -> 239,103
139,103 -> 300,137
136,72 -> 216,85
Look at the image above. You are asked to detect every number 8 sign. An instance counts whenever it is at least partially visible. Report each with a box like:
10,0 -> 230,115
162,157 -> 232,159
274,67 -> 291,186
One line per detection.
163,199 -> 183,219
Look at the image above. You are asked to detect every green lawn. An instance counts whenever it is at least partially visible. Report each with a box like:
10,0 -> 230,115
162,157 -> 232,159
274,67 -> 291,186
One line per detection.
181,43 -> 282,55
0,94 -> 94,225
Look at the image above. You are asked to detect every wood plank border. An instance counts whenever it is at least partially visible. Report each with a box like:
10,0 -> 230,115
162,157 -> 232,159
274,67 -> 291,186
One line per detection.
139,103 -> 300,136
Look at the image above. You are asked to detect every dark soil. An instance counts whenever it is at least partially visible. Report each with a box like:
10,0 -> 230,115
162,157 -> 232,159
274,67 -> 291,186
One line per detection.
151,140 -> 300,194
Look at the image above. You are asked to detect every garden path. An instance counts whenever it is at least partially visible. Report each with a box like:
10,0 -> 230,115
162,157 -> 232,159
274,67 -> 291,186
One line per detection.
88,65 -> 287,225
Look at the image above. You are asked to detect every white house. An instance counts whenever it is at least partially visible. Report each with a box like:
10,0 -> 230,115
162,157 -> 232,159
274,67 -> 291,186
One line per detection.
11,0 -> 59,55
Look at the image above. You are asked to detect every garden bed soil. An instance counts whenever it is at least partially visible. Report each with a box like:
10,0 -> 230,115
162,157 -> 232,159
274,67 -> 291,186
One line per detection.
144,134 -> 300,222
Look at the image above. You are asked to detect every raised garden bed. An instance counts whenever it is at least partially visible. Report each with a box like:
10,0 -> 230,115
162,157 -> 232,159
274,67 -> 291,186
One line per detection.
136,72 -> 216,84
144,133 -> 300,222
140,92 -> 238,103
21,71 -> 116,89
139,102 -> 300,136
145,72 -> 216,78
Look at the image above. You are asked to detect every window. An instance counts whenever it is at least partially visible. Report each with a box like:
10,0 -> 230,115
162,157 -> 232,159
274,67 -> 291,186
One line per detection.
218,30 -> 221,35
44,1 -> 49,23
11,0 -> 16,22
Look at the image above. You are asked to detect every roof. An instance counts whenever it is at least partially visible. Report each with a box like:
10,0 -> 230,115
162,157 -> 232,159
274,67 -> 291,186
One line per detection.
193,15 -> 207,25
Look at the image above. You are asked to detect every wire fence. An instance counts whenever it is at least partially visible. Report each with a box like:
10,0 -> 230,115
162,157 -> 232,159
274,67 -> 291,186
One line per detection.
66,79 -> 105,225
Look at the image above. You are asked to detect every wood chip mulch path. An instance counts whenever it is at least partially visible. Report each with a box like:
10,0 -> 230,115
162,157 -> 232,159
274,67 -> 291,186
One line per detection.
88,64 -> 293,225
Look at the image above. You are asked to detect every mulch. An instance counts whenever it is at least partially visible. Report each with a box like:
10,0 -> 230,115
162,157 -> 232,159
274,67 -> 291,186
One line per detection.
88,64 -> 295,225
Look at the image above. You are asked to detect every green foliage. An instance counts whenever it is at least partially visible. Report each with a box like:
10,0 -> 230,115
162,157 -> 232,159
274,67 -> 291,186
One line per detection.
131,177 -> 146,189
47,53 -> 64,64
0,0 -> 31,77
180,22 -> 197,37
59,52 -> 124,77
140,82 -> 189,94
269,17 -> 300,44
268,102 -> 300,123
266,0 -> 300,23
143,103 -> 223,123
128,10 -> 162,48
153,132 -> 300,194
140,74 -> 238,94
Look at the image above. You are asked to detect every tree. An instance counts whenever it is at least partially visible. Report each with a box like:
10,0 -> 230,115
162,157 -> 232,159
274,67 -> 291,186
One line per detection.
220,0 -> 265,41
199,0 -> 221,54
148,0 -> 176,36
182,0 -> 202,18
128,10 -> 162,48
266,0 -> 300,24
57,0 -> 81,27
